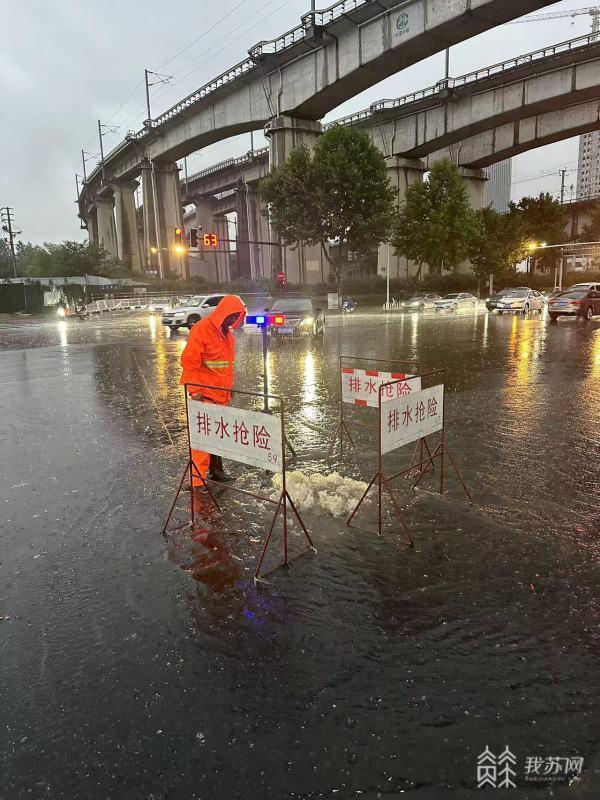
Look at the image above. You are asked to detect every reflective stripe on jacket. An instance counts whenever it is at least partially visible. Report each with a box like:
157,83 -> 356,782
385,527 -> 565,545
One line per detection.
180,294 -> 246,404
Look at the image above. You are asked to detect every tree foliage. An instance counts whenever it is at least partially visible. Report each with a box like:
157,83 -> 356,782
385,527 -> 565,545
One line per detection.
468,207 -> 529,279
508,192 -> 567,272
260,125 -> 395,287
392,159 -> 478,275
10,240 -> 133,279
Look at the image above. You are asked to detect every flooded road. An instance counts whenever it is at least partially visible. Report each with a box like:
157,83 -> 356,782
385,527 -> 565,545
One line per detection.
1,306 -> 599,798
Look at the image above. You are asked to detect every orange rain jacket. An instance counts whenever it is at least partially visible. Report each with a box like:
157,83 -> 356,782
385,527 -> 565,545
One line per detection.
180,294 -> 246,404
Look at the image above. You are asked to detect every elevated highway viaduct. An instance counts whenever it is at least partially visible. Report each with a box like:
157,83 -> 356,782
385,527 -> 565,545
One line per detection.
78,0 -> 555,277
181,33 -> 600,280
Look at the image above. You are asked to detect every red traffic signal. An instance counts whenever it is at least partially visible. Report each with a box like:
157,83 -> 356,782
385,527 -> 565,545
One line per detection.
174,227 -> 184,244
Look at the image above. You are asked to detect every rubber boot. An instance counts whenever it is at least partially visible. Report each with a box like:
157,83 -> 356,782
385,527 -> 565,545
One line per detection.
207,455 -> 233,483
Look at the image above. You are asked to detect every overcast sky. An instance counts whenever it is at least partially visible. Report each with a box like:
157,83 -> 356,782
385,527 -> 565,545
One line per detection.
0,0 -> 594,244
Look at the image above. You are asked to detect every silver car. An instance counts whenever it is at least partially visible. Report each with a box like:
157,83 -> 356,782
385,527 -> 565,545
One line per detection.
402,293 -> 442,311
495,288 -> 544,314
161,293 -> 228,330
434,292 -> 478,311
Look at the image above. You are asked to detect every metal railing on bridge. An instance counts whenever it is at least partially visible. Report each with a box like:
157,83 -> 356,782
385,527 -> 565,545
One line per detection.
185,148 -> 269,185
330,31 -> 600,127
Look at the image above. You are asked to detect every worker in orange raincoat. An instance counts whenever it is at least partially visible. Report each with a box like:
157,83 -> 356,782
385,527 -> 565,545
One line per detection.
180,294 -> 246,489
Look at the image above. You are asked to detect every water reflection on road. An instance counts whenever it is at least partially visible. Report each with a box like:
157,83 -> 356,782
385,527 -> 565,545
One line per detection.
1,305 -> 599,798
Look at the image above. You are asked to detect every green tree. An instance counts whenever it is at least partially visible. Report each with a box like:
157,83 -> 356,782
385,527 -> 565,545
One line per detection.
392,159 -> 478,276
508,192 -> 567,273
468,207 -> 528,281
0,238 -> 13,278
260,125 -> 395,292
15,240 -> 132,279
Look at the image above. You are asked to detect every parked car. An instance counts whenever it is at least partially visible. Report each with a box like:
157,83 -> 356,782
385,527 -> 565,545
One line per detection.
495,288 -> 544,314
486,287 -> 531,311
267,298 -> 324,337
401,293 -> 442,311
569,282 -> 600,293
548,288 -> 600,321
434,292 -> 478,311
161,293 -> 236,331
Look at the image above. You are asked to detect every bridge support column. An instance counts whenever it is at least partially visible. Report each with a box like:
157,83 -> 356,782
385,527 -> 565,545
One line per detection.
459,167 -> 488,211
141,160 -> 159,275
214,216 -> 231,283
95,196 -> 118,259
112,180 -> 142,271
154,162 -> 187,280
266,116 -> 322,283
266,115 -> 322,169
85,210 -> 98,246
378,157 -> 426,280
191,196 -> 219,281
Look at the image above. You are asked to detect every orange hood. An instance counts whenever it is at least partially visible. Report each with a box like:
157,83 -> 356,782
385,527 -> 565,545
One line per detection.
209,294 -> 246,330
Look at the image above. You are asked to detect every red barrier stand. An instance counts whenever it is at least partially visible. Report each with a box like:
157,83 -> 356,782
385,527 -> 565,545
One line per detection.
327,355 -> 421,460
347,368 -> 474,543
163,383 -> 316,582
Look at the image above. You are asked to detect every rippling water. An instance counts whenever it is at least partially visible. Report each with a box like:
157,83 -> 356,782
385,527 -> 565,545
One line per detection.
1,307 -> 598,797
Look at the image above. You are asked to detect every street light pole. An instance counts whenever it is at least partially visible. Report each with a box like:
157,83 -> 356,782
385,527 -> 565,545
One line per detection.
386,242 -> 390,308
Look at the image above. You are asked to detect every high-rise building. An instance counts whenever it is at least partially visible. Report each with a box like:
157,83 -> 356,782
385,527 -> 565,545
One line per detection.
576,131 -> 600,199
484,159 -> 512,212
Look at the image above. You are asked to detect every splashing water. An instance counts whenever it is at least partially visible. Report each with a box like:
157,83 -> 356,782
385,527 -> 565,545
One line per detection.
272,470 -> 369,517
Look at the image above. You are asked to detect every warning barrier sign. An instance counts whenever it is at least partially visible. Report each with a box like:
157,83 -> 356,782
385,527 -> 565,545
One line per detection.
188,399 -> 282,472
380,384 -> 444,454
341,368 -> 421,408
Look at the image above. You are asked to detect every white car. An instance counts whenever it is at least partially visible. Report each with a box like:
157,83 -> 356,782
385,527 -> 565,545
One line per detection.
569,282 -> 600,292
434,292 -> 478,311
495,288 -> 544,314
162,293 -> 231,331
148,297 -> 172,313
402,293 -> 442,310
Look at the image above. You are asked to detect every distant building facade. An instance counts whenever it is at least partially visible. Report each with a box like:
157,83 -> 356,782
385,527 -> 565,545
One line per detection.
577,131 -> 600,199
484,159 -> 512,212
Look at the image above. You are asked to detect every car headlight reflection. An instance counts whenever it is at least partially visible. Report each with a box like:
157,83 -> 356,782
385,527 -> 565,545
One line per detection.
301,316 -> 314,327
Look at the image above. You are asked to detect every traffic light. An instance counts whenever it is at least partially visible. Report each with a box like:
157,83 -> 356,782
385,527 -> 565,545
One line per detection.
174,227 -> 186,254
190,228 -> 198,248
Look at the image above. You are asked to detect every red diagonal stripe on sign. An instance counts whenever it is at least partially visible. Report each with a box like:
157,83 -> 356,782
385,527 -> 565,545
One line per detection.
354,399 -> 368,407
391,373 -> 406,380
342,368 -> 355,374
365,370 -> 379,377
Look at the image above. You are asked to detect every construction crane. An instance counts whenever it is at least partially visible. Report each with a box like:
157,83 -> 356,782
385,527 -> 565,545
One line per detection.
509,6 -> 600,34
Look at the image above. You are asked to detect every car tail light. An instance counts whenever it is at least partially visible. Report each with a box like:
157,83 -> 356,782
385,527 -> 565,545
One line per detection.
570,300 -> 582,304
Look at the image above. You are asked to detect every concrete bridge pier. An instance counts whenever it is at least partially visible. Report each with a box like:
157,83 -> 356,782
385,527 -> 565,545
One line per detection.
112,180 -> 142,271
242,186 -> 275,280
84,210 -> 98,246
379,157 -> 427,280
95,195 -> 118,259
266,115 -> 322,168
141,160 -> 159,274
266,115 -> 323,283
192,196 -> 220,281
459,167 -> 489,211
154,162 -> 187,279
214,216 -> 231,283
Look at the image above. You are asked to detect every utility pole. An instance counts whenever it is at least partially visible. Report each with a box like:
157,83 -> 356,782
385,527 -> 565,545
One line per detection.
1,207 -> 19,278
81,149 -> 88,183
97,119 -> 106,182
145,68 -> 152,123
144,69 -> 172,124
559,168 -> 567,204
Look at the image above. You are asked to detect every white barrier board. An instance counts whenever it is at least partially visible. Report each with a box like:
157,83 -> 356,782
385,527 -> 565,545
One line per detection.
187,399 -> 283,473
342,368 -> 421,408
380,384 -> 444,454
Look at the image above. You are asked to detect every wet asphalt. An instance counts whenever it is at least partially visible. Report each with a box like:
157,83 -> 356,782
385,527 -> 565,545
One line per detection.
1,304 -> 599,799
